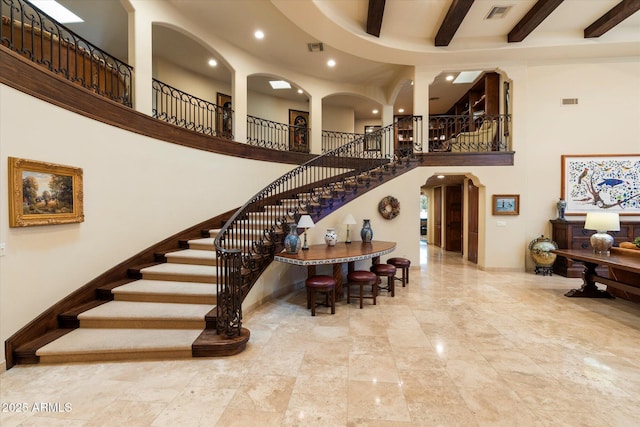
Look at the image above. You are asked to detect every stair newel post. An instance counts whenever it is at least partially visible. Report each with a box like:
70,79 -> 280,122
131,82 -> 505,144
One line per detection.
216,248 -> 243,337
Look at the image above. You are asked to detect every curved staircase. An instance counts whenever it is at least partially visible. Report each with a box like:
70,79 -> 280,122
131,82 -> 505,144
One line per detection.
7,132 -> 421,368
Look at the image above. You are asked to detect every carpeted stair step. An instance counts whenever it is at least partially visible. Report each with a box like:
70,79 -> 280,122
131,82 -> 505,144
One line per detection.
164,248 -> 218,266
111,279 -> 217,304
35,328 -> 203,364
77,300 -> 212,329
140,262 -> 219,283
185,237 -> 216,250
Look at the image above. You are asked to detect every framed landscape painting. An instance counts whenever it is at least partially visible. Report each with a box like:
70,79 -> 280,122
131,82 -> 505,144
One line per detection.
8,157 -> 84,227
289,109 -> 309,153
561,154 -> 640,215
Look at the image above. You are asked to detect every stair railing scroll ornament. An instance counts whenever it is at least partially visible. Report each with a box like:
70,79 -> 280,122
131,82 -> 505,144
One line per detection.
214,117 -> 421,337
216,248 -> 243,337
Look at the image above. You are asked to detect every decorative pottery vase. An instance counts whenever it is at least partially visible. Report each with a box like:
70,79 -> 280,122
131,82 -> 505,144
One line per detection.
528,235 -> 558,276
284,223 -> 300,254
556,198 -> 567,221
360,219 -> 373,243
324,228 -> 337,246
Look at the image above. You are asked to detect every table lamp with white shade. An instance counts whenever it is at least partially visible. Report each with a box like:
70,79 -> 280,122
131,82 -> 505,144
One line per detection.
343,213 -> 357,244
297,214 -> 315,250
584,211 -> 620,255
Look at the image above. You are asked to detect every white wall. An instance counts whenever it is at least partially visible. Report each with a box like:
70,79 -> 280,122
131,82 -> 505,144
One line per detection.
322,105 -> 354,133
153,57 -> 229,103
246,90 -> 309,124
0,85 -> 293,354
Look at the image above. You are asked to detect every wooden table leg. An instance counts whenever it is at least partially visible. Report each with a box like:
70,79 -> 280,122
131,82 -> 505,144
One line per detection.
333,263 -> 344,300
565,261 -> 614,298
307,265 -> 317,277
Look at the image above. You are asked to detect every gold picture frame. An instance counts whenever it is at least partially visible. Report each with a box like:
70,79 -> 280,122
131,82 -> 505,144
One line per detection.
8,157 -> 84,227
289,109 -> 309,153
216,92 -> 233,138
492,194 -> 519,215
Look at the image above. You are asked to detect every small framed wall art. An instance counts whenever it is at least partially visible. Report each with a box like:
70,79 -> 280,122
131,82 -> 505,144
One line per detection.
492,194 -> 519,215
8,157 -> 84,227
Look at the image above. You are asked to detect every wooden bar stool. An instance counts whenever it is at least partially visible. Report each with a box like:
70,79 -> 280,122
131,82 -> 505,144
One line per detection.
387,257 -> 411,287
346,271 -> 377,309
305,275 -> 336,316
371,263 -> 397,297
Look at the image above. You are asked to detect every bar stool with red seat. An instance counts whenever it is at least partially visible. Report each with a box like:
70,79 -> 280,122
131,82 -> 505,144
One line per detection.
387,257 -> 411,287
305,275 -> 337,316
346,270 -> 377,309
370,263 -> 397,297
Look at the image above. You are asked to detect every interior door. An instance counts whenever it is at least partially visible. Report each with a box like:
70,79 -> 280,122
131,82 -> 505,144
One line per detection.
467,181 -> 479,263
445,185 -> 462,252
433,187 -> 442,247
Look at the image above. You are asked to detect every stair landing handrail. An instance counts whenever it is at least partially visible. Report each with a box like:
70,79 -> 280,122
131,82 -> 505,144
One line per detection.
214,116 -> 422,337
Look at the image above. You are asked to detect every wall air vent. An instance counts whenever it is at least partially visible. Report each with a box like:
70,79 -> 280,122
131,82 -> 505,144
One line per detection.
562,98 -> 578,105
307,42 -> 324,52
486,5 -> 512,20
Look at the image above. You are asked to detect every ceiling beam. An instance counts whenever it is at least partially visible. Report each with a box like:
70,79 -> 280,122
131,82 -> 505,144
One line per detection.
584,0 -> 640,38
435,0 -> 475,47
508,0 -> 564,43
366,0 -> 386,37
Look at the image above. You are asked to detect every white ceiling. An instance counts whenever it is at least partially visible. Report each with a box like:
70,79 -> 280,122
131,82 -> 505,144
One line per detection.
58,0 -> 640,118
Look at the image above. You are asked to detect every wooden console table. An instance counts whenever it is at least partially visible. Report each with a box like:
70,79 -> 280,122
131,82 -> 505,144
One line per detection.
274,241 -> 396,298
551,248 -> 640,299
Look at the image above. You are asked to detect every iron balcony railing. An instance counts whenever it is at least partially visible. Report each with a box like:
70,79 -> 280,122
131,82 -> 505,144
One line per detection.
1,0 -> 133,107
246,115 -> 308,152
321,130 -> 362,153
214,117 -> 420,337
427,114 -> 510,152
152,78 -> 233,139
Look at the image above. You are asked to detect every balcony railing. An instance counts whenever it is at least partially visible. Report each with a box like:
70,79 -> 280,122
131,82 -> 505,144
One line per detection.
152,78 -> 233,139
321,130 -> 362,153
1,0 -> 133,107
427,114 -> 510,152
246,115 -> 307,152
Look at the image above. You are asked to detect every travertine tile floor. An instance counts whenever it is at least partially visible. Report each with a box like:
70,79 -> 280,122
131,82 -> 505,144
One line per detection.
2,243 -> 640,426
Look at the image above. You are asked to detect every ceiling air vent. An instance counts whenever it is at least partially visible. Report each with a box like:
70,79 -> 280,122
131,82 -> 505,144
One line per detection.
486,6 -> 512,20
307,42 -> 324,52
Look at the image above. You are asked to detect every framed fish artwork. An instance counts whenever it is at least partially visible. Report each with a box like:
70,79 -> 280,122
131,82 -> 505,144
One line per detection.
561,154 -> 640,215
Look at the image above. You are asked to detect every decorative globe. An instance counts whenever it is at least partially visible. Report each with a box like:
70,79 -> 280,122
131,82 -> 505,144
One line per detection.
528,235 -> 558,276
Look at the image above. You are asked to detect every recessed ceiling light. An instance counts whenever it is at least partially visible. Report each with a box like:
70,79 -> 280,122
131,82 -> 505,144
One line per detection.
269,80 -> 291,90
208,59 -> 217,67
372,109 -> 379,114
446,75 -> 455,81
327,59 -> 336,67
297,89 -> 304,94
254,30 -> 264,39
398,108 -> 405,113
30,0 -> 83,23
454,71 -> 482,84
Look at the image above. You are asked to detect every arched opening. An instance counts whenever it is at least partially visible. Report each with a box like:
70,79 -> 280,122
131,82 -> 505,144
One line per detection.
420,173 -> 484,265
